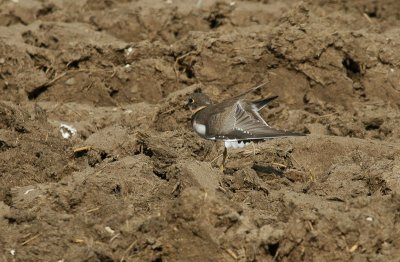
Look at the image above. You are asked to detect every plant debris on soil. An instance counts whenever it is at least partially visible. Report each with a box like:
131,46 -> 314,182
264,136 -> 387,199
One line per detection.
1,0 -> 400,261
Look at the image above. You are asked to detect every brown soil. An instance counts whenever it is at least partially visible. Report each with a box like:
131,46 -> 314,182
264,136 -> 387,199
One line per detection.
1,0 -> 400,261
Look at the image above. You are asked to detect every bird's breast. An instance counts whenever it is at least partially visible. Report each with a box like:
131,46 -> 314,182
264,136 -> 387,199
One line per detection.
193,119 -> 207,136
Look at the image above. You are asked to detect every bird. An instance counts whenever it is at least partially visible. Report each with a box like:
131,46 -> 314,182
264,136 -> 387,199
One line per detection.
187,82 -> 305,170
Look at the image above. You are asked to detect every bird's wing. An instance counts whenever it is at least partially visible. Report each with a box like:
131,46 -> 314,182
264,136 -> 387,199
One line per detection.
220,101 -> 303,140
251,95 -> 278,111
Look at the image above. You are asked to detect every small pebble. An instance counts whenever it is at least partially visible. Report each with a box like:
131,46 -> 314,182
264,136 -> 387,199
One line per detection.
65,77 -> 76,86
105,226 -> 115,234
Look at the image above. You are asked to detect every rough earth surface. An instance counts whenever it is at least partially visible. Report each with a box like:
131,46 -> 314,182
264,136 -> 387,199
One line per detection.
1,0 -> 400,261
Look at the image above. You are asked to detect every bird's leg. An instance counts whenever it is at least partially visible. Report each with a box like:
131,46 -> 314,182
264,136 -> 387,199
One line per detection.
220,146 -> 228,171
210,142 -> 223,168
250,141 -> 256,166
251,141 -> 256,157
250,141 -> 259,167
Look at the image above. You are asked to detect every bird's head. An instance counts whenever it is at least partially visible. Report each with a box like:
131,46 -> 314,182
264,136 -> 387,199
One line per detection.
187,93 -> 212,114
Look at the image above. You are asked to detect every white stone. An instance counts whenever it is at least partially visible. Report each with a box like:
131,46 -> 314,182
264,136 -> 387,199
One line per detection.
59,123 -> 77,139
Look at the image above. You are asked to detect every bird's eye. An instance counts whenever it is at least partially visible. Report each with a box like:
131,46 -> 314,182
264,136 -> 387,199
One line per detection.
188,98 -> 194,104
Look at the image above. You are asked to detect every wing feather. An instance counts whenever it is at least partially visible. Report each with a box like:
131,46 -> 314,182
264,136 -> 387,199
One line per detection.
222,101 -> 303,140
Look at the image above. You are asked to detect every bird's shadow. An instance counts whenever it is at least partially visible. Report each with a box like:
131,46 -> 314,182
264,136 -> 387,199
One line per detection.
252,164 -> 284,177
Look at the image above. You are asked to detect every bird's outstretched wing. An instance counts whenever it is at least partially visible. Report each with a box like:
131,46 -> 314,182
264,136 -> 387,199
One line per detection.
220,101 -> 304,141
